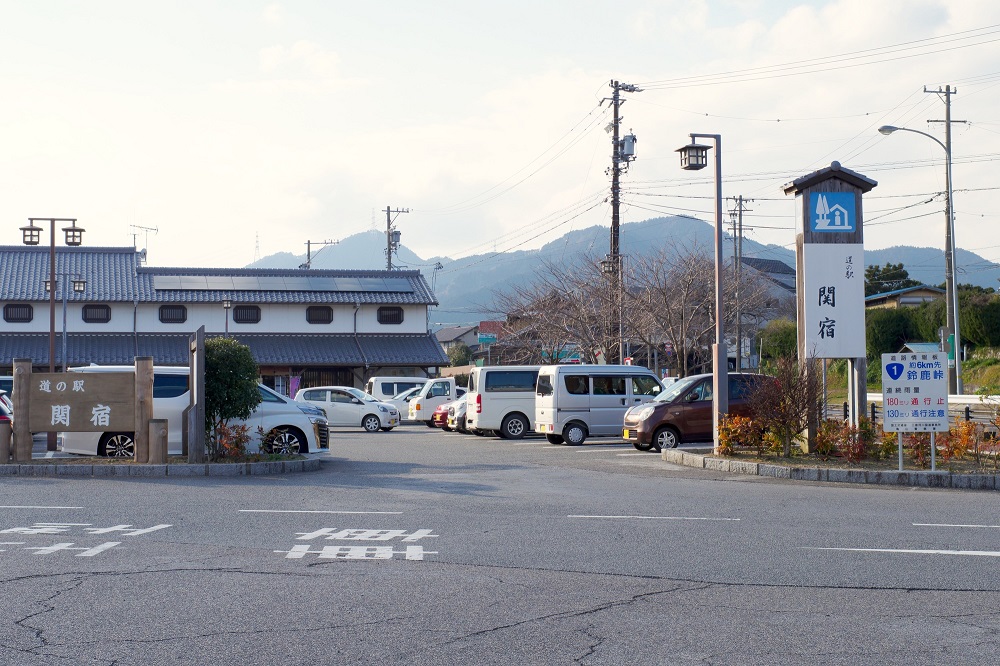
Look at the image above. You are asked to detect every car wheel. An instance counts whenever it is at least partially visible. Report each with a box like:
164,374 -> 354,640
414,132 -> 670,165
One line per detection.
545,434 -> 564,445
268,428 -> 303,454
633,440 -> 654,452
425,420 -> 436,428
380,427 -> 394,432
563,423 -> 586,446
442,424 -> 453,432
99,432 -> 135,457
500,414 -> 528,440
653,426 -> 680,452
363,415 -> 381,433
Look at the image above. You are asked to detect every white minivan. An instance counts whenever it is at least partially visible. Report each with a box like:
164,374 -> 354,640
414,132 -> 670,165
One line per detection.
464,366 -> 540,439
364,376 -> 428,402
534,364 -> 663,445
60,366 -> 327,456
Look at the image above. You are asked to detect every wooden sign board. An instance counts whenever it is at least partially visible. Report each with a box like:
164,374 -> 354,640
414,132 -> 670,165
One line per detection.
27,372 -> 136,432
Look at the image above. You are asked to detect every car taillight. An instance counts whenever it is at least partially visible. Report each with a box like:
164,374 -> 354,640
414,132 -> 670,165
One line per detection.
0,414 -> 10,423
476,394 -> 482,414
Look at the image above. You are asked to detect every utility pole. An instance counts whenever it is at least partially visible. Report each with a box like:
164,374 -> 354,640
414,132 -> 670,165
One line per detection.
729,196 -> 752,371
601,80 -> 640,364
926,85 -> 964,393
385,206 -> 409,270
299,239 -> 339,269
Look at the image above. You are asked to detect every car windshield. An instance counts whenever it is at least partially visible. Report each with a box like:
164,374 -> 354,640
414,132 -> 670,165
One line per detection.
391,387 -> 417,400
652,376 -> 701,403
346,387 -> 378,402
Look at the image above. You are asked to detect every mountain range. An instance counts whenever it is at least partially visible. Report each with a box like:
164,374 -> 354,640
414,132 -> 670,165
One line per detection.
248,218 -> 1000,326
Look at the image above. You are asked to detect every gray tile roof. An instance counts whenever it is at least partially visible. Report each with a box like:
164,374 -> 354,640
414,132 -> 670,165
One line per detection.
1,333 -> 448,367
0,246 -> 438,305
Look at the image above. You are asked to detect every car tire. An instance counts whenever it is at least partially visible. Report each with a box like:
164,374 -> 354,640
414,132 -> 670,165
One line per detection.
545,434 -> 564,445
652,426 -> 680,452
268,428 -> 304,454
425,420 -> 436,428
563,423 -> 587,446
499,413 -> 528,440
99,432 -> 135,458
363,415 -> 381,433
443,424 -> 453,432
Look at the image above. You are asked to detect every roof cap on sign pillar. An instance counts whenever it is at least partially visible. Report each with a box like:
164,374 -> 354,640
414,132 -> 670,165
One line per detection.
782,161 -> 878,196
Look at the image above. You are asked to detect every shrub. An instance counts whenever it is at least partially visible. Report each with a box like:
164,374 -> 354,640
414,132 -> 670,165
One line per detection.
212,422 -> 251,459
205,337 -> 262,461
717,415 -> 762,457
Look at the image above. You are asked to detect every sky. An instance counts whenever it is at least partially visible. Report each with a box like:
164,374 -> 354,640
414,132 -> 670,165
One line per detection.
1,1 -> 999,288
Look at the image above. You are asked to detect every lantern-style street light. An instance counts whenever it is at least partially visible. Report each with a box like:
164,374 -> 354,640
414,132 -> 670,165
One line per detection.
20,217 -> 85,450
677,135 -> 728,454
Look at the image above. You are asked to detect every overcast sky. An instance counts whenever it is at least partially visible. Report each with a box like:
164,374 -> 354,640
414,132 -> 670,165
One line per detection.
2,1 -> 998,286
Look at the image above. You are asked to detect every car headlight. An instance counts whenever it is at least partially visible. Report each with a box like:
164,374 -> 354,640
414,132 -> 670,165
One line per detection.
378,405 -> 389,413
633,406 -> 655,421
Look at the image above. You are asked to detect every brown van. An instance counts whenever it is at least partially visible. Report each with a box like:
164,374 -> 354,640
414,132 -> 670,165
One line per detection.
622,372 -> 771,451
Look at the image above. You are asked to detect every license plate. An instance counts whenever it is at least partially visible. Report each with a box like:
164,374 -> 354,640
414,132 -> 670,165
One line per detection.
623,429 -> 633,439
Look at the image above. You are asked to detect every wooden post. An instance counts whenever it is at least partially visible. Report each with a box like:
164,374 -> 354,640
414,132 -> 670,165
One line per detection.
134,357 -> 154,464
0,421 -> 11,464
12,359 -> 32,462
188,327 -> 206,463
148,419 -> 167,464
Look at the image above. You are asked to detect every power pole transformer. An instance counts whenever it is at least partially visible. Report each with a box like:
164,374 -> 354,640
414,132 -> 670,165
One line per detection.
601,80 -> 641,364
385,206 -> 410,270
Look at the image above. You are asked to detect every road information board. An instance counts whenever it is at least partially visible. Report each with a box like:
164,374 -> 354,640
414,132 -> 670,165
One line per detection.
880,352 -> 948,432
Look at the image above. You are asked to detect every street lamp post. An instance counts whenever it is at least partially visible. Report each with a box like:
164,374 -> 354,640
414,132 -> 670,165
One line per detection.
45,275 -> 87,371
878,125 -> 961,393
677,134 -> 728,454
19,218 -> 85,451
223,300 -> 232,337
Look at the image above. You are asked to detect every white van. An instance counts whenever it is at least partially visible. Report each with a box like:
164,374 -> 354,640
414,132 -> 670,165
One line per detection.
364,376 -> 428,402
464,366 -> 540,439
408,377 -> 459,426
534,364 -> 663,445
60,366 -> 327,456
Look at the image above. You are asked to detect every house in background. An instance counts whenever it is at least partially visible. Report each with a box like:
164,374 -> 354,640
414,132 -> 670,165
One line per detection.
435,325 -> 478,356
0,245 -> 448,394
865,285 -> 945,309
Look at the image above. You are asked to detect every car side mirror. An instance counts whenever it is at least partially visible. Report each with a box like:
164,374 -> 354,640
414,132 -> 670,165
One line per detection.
684,393 -> 697,403
352,398 -> 362,404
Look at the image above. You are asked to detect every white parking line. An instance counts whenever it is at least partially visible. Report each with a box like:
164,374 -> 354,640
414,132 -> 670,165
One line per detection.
913,523 -> 1000,529
804,547 -> 1000,557
0,506 -> 84,509
239,510 -> 403,515
569,515 -> 740,521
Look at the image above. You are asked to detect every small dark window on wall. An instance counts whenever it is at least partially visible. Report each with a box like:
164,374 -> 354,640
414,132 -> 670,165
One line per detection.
306,306 -> 332,324
3,303 -> 33,323
233,305 -> 261,324
82,304 -> 111,323
377,306 -> 404,325
159,304 -> 188,324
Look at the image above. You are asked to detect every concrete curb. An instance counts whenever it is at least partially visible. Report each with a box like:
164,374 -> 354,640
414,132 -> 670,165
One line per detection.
661,449 -> 998,490
0,457 -> 322,478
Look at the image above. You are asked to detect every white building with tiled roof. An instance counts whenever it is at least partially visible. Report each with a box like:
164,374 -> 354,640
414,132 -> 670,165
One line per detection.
0,246 -> 447,393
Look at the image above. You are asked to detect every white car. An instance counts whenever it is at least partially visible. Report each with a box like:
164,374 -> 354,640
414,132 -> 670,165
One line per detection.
386,386 -> 422,419
59,366 -> 327,457
294,386 -> 400,432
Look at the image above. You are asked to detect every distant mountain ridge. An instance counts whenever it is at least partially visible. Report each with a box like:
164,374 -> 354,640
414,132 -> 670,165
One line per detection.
247,218 -> 1000,325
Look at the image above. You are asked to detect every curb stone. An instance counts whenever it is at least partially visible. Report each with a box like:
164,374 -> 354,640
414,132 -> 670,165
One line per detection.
660,449 -> 999,490
0,457 -> 321,478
